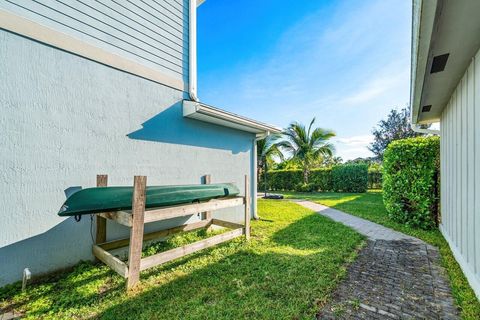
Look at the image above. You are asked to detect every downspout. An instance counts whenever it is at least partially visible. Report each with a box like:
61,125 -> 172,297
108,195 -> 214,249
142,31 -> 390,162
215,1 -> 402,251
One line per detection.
189,0 -> 199,101
252,132 -> 270,220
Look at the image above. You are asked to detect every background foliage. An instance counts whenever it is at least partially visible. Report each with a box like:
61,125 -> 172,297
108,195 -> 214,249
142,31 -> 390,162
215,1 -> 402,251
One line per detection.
382,136 -> 440,229
260,164 -> 370,193
369,107 -> 424,159
367,164 -> 382,189
332,164 -> 368,193
277,118 -> 335,183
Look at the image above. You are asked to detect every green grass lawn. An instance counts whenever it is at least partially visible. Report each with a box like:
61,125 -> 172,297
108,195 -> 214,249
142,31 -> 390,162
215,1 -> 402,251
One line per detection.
280,190 -> 480,319
0,200 -> 364,320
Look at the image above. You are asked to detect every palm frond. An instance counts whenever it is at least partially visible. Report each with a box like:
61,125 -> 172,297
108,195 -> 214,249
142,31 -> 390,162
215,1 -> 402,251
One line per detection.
312,143 -> 335,158
278,119 -> 335,166
310,128 -> 336,148
307,117 -> 316,140
276,140 -> 296,155
257,135 -> 285,161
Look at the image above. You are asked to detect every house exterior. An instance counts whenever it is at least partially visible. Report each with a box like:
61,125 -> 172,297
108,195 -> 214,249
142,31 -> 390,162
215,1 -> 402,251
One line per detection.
411,0 -> 480,298
0,0 -> 280,286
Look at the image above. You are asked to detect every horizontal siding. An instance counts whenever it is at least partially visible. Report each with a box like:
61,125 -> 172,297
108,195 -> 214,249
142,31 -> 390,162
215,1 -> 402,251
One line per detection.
1,0 -> 189,85
440,48 -> 480,298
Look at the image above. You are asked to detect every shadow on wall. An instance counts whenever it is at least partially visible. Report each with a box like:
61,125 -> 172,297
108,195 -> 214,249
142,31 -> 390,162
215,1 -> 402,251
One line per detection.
0,216 -> 93,286
127,101 -> 253,154
0,213 -> 195,286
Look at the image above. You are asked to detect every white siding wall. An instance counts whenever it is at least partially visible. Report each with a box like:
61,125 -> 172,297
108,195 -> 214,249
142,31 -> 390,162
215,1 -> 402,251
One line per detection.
440,48 -> 480,298
1,0 -> 189,85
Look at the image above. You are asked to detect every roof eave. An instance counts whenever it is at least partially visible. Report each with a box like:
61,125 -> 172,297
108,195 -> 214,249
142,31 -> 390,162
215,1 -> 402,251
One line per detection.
410,0 -> 437,125
182,100 -> 282,136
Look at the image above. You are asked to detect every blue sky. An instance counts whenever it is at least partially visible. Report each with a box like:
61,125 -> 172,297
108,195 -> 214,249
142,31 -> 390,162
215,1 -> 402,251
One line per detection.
197,0 -> 411,160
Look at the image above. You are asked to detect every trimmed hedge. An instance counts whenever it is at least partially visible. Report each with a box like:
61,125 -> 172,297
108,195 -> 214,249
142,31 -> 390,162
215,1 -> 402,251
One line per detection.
261,169 -> 303,191
259,164 -> 368,193
382,136 -> 440,229
309,168 -> 332,191
258,168 -> 331,192
368,167 -> 382,189
332,164 -> 368,193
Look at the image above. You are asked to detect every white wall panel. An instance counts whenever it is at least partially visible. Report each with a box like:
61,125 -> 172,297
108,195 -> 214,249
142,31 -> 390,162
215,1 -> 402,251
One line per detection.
440,48 -> 480,298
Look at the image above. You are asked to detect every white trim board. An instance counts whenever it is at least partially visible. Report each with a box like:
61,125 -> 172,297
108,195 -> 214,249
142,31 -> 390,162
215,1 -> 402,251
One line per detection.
183,100 -> 282,135
0,9 -> 187,92
440,223 -> 480,299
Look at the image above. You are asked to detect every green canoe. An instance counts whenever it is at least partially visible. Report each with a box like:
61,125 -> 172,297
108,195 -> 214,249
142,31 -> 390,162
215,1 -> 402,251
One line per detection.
58,183 -> 240,216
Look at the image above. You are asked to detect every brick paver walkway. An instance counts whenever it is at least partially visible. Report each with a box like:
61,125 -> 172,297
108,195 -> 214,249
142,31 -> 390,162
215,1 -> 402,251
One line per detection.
293,200 -> 459,319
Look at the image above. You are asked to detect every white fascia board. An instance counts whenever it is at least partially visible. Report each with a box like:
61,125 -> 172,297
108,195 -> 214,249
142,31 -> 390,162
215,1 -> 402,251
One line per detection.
410,0 -> 437,125
183,100 -> 282,136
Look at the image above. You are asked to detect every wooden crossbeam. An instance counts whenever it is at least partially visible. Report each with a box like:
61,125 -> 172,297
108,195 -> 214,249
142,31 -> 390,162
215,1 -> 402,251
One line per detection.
98,211 -> 132,227
211,218 -> 244,230
142,197 -> 244,223
98,197 -> 244,227
92,245 -> 128,278
139,228 -> 244,271
98,219 -> 212,251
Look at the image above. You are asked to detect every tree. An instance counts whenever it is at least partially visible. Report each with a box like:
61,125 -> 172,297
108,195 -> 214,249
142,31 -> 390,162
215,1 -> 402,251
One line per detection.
318,155 -> 343,167
278,118 -> 335,183
344,156 -> 379,166
273,158 -> 301,170
257,135 -> 284,196
368,107 -> 424,159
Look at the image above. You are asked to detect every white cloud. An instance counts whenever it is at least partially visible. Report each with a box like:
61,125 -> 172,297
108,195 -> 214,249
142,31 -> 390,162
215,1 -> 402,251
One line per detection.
333,135 -> 374,160
334,135 -> 373,146
341,64 -> 410,106
342,77 -> 396,105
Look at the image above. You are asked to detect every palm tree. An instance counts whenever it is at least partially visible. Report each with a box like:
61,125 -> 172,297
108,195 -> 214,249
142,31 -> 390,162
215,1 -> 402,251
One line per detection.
257,134 -> 284,197
278,118 -> 335,183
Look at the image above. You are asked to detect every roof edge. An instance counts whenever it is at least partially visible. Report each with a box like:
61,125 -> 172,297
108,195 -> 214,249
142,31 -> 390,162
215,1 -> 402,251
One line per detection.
182,100 -> 282,136
410,0 -> 438,125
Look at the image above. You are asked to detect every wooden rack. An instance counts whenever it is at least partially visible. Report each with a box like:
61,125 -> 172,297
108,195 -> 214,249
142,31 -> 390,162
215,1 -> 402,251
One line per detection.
92,174 -> 250,289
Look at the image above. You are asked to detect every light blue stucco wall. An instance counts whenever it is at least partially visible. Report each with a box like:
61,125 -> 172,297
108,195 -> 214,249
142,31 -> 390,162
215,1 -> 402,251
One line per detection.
0,30 -> 255,286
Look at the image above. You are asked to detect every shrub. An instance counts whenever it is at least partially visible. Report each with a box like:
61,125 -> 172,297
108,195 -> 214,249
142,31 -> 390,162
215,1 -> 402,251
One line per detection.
367,166 -> 383,189
259,165 -> 370,193
294,183 -> 316,192
309,168 -> 333,191
260,168 -> 333,192
332,164 -> 368,193
259,169 -> 303,191
382,136 -> 440,229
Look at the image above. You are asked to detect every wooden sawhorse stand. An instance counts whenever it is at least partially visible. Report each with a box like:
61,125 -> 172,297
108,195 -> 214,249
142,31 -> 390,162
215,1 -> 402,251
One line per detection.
92,174 -> 250,289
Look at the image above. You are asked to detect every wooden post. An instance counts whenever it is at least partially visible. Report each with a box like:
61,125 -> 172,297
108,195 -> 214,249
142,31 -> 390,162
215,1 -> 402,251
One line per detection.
202,174 -> 212,221
126,176 -> 147,290
244,175 -> 250,240
95,175 -> 108,245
